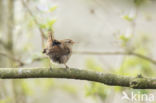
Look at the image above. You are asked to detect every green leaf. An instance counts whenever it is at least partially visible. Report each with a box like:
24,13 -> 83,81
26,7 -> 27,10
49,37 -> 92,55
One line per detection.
85,58 -> 104,72
21,80 -> 34,95
134,0 -> 146,6
39,19 -> 57,30
85,82 -> 108,100
122,15 -> 134,21
118,52 -> 155,77
39,79 -> 54,91
39,24 -> 47,29
119,34 -> 131,47
49,6 -> 58,12
47,19 -> 57,27
28,19 -> 35,27
0,98 -> 11,103
119,35 -> 129,42
61,84 -> 77,94
133,89 -> 148,94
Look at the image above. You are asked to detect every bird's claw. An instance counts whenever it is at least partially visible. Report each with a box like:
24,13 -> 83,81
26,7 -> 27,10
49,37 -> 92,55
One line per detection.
65,65 -> 69,69
64,64 -> 72,73
49,66 -> 52,72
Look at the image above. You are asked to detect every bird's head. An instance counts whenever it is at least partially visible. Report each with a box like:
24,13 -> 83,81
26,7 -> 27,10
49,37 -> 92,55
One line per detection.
62,39 -> 75,47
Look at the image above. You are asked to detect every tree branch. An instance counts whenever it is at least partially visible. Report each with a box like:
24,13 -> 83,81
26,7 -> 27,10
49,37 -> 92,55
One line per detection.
0,68 -> 156,89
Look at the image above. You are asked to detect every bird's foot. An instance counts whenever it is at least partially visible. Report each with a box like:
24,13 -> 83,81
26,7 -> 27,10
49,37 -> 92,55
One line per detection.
64,64 -> 71,73
65,65 -> 69,69
49,66 -> 52,72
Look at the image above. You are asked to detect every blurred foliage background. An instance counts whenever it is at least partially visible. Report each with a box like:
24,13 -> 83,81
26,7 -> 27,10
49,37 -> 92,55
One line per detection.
0,0 -> 156,103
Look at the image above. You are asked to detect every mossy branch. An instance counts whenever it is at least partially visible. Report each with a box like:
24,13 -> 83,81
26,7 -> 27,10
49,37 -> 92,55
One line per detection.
0,68 -> 156,89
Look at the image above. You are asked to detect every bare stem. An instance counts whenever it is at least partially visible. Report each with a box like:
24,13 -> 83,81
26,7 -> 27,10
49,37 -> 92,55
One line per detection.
21,0 -> 46,48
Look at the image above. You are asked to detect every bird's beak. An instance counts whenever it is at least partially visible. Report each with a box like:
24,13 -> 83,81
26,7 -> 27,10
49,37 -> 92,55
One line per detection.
71,41 -> 75,44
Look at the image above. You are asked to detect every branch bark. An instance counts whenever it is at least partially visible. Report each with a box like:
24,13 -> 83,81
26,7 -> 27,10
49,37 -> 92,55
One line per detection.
0,68 -> 156,89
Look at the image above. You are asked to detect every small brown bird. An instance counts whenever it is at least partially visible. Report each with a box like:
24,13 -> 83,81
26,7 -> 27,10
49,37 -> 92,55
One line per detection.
43,30 -> 74,69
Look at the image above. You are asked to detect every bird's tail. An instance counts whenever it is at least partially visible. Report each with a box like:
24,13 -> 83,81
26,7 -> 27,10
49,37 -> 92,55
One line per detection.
48,28 -> 54,42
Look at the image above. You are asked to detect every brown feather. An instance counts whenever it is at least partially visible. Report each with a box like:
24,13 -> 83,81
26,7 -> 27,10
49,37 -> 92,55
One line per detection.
43,31 -> 74,65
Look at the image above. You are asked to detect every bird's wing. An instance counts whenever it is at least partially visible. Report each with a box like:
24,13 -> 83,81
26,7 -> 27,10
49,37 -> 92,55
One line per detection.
52,39 -> 61,46
48,45 -> 70,56
48,29 -> 54,42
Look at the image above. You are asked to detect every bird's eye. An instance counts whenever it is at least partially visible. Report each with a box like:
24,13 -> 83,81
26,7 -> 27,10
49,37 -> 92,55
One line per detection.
52,40 -> 61,46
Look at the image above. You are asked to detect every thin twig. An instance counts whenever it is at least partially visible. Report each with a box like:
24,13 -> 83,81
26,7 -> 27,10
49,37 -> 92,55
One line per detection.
1,50 -> 155,66
132,52 -> 156,65
21,0 -> 46,48
73,51 -> 129,55
73,51 -> 156,65
0,39 -> 7,48
0,52 -> 24,66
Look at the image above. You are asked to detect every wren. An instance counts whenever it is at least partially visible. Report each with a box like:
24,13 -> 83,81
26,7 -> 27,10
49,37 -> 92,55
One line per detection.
43,31 -> 74,69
